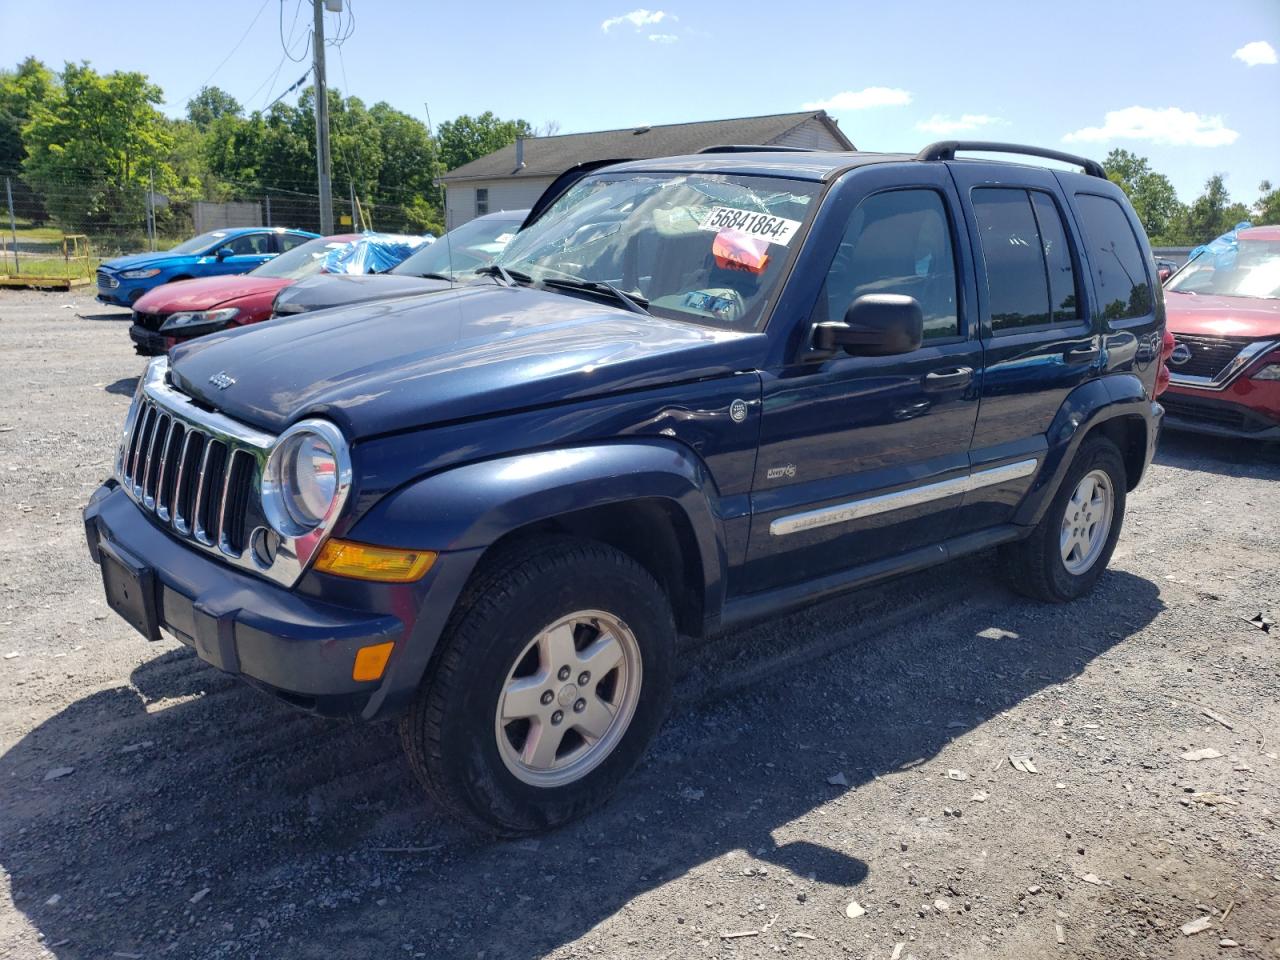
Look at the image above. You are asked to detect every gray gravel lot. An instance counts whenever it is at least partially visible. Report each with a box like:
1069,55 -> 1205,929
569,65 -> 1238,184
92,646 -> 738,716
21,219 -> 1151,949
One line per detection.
1,289 -> 1278,960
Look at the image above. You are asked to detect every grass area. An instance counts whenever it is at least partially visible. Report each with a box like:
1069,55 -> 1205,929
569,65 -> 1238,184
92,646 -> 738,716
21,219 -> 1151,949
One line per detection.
0,255 -> 100,278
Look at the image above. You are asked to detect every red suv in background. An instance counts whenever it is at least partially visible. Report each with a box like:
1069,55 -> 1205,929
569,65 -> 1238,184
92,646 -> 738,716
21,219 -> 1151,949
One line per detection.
1161,225 -> 1280,440
128,234 -> 359,355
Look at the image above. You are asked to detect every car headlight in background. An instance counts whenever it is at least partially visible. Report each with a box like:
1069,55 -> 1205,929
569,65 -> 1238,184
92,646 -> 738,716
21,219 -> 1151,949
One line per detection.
120,267 -> 162,279
261,420 -> 351,538
158,307 -> 240,333
1252,363 -> 1280,382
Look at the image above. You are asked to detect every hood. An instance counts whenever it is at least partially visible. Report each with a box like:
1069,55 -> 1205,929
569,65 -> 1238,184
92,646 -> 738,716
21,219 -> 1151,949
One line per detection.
101,251 -> 187,271
167,285 -> 764,439
134,275 -> 291,313
272,272 -> 449,315
1165,290 -> 1280,339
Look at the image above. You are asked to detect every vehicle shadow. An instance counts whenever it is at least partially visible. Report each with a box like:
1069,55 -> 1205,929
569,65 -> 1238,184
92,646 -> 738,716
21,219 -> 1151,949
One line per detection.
77,310 -> 132,322
1155,429 -> 1280,479
0,561 -> 1163,959
104,376 -> 139,397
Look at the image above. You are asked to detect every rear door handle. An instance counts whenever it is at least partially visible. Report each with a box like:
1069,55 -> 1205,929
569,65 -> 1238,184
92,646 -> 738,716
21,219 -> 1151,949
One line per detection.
922,366 -> 974,391
1064,346 -> 1100,364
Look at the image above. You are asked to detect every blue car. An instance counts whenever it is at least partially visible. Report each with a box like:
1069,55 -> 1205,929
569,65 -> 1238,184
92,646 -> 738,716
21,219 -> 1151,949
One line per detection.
95,226 -> 319,306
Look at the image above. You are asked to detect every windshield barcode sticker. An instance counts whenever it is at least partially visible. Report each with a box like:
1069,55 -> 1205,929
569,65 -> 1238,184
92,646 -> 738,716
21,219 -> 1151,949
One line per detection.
699,206 -> 802,246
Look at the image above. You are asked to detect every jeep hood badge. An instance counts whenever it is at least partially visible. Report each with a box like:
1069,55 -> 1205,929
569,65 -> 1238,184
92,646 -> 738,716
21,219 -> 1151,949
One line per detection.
209,371 -> 236,390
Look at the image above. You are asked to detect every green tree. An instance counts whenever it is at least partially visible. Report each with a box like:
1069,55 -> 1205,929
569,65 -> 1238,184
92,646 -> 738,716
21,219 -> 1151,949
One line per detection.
1103,148 -> 1185,244
1176,174 -> 1252,245
1255,180 -> 1280,226
186,85 -> 242,130
369,101 -> 441,224
437,111 -> 533,172
0,56 -> 53,174
22,61 -> 174,233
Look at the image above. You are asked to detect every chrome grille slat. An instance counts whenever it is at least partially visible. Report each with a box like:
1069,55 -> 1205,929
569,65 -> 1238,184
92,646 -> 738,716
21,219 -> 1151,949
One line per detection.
115,390 -> 263,562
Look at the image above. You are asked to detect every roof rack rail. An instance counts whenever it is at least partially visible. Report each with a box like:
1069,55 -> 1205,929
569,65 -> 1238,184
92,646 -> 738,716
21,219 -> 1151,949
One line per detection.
916,141 -> 1107,179
697,144 -> 817,154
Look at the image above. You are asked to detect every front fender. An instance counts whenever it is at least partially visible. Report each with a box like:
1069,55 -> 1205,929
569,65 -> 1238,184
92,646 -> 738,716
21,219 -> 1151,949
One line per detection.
345,439 -> 729,717
1013,374 -> 1161,527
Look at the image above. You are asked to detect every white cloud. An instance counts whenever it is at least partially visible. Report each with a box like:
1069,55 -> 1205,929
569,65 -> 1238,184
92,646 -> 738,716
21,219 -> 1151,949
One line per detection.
1233,40 -> 1277,66
802,87 -> 912,111
601,9 -> 671,32
916,113 -> 1006,135
648,33 -> 678,43
1063,106 -> 1239,147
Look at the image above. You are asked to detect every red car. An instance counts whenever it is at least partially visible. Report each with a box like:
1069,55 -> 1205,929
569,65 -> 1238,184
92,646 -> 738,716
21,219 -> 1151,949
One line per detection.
128,234 -> 360,355
1162,224 -> 1280,440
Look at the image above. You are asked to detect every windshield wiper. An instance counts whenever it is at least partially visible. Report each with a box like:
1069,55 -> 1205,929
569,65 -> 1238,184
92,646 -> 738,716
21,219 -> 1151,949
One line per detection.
474,263 -> 529,287
416,271 -> 454,281
541,277 -> 650,316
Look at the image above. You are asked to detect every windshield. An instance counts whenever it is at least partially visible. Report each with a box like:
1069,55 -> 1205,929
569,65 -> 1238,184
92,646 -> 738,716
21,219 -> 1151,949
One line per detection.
495,172 -> 821,329
251,236 -> 354,280
392,216 -> 524,279
168,230 -> 232,255
1167,239 -> 1280,300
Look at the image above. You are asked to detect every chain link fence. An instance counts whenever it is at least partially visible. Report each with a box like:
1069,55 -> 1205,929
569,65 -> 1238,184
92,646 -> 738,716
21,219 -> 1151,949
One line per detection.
1,171 -> 438,282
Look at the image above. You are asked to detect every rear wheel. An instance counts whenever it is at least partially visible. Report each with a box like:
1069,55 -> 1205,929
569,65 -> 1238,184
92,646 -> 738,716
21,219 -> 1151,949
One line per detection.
399,538 -> 675,835
1000,436 -> 1126,602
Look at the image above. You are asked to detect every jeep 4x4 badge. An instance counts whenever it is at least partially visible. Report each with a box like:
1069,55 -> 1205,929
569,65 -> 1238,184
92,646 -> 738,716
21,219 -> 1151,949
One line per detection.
209,372 -> 236,390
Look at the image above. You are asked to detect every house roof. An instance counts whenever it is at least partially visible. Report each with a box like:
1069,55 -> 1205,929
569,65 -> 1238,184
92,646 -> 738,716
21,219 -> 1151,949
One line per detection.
440,111 -> 855,182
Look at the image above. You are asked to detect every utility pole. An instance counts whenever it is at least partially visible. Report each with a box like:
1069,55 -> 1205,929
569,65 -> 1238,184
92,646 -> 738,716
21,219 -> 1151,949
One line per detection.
148,169 -> 156,251
264,193 -> 272,227
349,181 -> 358,231
312,0 -> 334,234
5,177 -> 18,272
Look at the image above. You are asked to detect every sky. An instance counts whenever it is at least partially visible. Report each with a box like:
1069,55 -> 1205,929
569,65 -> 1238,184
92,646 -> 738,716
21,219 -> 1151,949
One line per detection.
3,0 -> 1278,205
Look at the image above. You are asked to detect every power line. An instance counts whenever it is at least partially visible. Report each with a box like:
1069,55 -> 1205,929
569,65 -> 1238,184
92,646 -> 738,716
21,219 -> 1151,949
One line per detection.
279,0 -> 310,60
176,0 -> 273,109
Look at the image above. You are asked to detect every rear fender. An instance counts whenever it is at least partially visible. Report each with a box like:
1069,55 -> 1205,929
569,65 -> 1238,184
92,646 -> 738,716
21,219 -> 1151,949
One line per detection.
1013,374 -> 1160,526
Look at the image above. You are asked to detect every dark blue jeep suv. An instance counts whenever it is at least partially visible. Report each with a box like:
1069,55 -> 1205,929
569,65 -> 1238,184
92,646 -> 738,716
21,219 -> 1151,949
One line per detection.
84,142 -> 1170,834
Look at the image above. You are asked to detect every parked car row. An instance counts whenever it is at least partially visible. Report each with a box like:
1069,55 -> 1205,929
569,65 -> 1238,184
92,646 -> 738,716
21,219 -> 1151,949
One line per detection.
112,212 -> 531,355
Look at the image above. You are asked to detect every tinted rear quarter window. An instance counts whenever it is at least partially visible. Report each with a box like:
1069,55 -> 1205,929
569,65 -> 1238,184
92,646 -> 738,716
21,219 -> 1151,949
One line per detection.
971,189 -> 1051,331
1029,192 -> 1081,323
1072,193 -> 1152,321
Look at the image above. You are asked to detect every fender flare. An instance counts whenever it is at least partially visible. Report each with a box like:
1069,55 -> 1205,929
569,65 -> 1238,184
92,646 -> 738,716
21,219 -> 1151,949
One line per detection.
1013,374 -> 1160,527
348,437 -> 729,621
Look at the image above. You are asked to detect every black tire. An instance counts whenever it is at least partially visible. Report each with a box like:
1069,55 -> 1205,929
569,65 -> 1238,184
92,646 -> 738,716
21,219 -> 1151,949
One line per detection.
399,538 -> 676,836
999,436 -> 1127,603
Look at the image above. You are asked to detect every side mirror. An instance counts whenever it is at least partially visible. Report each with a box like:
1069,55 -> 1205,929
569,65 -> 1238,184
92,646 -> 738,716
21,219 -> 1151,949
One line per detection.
215,246 -> 233,260
813,294 -> 924,356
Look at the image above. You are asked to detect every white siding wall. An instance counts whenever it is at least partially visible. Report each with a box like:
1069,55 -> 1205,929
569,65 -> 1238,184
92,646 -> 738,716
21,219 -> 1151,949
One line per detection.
766,117 -> 849,151
445,178 -> 554,229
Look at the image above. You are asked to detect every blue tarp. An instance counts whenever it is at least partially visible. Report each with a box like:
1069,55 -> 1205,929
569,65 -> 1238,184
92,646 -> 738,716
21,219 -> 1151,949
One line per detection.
322,233 -> 434,274
1187,221 -> 1253,266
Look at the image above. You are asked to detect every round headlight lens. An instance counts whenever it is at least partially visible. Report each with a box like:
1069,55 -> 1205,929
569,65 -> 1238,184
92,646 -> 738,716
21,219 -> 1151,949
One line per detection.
283,433 -> 338,527
262,422 -> 347,538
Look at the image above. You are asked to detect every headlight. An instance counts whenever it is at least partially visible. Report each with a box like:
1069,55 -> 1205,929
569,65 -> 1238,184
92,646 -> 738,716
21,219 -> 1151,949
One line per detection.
261,420 -> 350,537
120,267 -> 162,279
1252,363 -> 1280,382
158,307 -> 239,333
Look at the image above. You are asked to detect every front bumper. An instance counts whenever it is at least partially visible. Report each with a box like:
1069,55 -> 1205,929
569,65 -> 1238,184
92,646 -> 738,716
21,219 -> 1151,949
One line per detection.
84,482 -> 409,717
1162,384 -> 1280,440
129,323 -> 170,356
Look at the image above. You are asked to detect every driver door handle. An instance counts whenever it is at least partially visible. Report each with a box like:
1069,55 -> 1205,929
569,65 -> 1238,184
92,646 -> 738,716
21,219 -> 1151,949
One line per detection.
1064,345 -> 1100,365
922,366 -> 973,391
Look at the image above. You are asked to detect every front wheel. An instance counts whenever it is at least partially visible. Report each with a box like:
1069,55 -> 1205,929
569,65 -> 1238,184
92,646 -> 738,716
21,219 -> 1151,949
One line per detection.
399,539 -> 675,835
1000,436 -> 1127,602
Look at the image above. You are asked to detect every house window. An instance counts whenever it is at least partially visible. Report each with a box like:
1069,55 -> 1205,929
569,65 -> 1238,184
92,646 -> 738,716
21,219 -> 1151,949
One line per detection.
475,188 -> 489,216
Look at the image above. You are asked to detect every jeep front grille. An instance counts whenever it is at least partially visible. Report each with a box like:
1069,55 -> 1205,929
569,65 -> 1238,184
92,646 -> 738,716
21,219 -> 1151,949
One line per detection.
120,395 -> 259,556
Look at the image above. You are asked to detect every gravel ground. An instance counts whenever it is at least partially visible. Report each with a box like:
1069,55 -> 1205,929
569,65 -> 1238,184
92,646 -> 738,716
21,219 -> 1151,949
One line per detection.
1,289 -> 1278,960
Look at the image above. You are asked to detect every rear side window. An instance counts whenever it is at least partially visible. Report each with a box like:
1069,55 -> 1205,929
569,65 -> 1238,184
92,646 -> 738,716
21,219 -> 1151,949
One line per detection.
819,188 -> 960,340
1073,193 -> 1153,321
972,188 -> 1082,332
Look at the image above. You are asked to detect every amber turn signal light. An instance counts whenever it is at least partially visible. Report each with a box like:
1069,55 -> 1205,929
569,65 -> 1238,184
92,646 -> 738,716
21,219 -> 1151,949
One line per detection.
352,641 -> 395,682
314,539 -> 437,582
